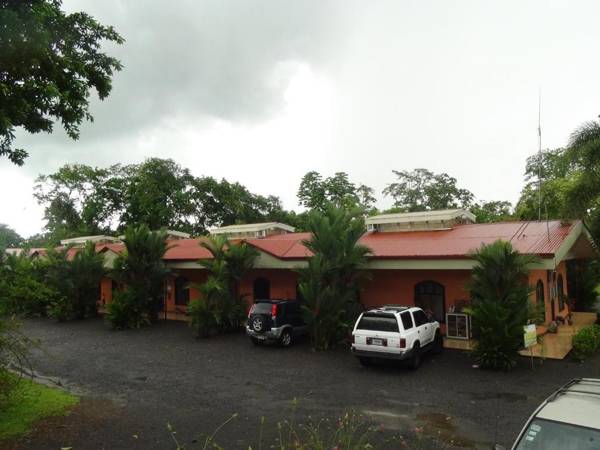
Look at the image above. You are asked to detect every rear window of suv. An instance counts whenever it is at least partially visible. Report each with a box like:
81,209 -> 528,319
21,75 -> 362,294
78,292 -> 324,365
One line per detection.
356,313 -> 399,332
251,303 -> 274,314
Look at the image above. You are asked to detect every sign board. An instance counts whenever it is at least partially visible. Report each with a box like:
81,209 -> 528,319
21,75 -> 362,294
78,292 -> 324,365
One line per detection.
523,324 -> 537,348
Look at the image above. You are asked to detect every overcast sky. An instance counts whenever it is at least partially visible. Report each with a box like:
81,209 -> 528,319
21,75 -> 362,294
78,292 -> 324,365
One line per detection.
2,0 -> 600,237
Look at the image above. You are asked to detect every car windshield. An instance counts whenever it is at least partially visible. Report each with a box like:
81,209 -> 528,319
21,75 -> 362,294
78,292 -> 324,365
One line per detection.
356,314 -> 399,332
514,418 -> 600,450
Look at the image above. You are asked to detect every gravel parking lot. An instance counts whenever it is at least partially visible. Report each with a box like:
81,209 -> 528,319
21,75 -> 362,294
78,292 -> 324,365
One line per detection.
6,318 -> 600,450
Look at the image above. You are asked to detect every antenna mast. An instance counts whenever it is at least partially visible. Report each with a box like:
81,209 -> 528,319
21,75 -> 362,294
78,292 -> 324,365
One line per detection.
537,89 -> 542,221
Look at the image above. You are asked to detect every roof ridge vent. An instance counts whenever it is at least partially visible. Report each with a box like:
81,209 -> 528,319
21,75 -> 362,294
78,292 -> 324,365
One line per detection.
365,209 -> 476,233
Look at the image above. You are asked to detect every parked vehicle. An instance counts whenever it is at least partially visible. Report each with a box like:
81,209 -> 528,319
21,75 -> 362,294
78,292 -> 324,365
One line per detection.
246,299 -> 307,347
496,378 -> 600,450
351,305 -> 442,369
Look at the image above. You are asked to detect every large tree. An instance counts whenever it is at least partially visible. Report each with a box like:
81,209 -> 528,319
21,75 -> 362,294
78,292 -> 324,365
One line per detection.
515,148 -> 570,221
34,158 -> 298,241
34,164 -> 123,239
0,224 -> 22,249
515,120 -> 600,241
297,171 -> 375,214
383,168 -> 474,212
0,0 -> 124,165
471,200 -> 513,223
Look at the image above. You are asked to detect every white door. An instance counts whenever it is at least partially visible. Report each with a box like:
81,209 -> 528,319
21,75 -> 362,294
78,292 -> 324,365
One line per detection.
412,309 -> 435,345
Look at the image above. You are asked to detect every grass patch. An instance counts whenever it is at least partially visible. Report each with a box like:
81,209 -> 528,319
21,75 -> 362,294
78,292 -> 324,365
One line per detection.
0,372 -> 79,440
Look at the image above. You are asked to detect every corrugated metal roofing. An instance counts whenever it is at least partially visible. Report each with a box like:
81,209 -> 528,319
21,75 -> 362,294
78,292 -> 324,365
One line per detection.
89,220 -> 579,262
248,220 -> 577,260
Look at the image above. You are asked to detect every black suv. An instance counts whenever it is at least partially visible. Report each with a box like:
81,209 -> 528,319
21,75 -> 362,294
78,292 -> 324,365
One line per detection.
246,299 -> 307,347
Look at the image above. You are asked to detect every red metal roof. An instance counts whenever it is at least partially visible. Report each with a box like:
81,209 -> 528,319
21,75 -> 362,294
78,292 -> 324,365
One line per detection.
163,238 -> 213,260
246,232 -> 313,259
86,220 -> 579,262
358,220 -> 576,259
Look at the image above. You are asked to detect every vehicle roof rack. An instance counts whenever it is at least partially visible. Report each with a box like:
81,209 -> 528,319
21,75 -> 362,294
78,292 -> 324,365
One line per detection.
547,378 -> 600,402
380,305 -> 408,311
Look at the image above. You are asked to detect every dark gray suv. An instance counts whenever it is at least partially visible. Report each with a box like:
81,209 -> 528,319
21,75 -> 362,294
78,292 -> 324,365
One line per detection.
246,299 -> 307,347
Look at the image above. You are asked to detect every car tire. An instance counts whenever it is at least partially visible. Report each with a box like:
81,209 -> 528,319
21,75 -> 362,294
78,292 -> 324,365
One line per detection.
250,337 -> 264,346
433,331 -> 443,354
280,329 -> 293,347
409,342 -> 421,369
358,357 -> 372,366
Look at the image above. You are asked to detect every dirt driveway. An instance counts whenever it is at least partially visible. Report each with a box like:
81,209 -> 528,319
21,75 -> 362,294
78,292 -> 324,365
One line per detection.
6,318 -> 600,449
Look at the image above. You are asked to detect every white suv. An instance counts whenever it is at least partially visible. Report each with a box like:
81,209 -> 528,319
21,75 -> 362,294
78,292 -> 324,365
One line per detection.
498,378 -> 600,450
351,306 -> 442,369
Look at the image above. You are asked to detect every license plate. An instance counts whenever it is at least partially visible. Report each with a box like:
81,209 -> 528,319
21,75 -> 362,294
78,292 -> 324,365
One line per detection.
370,338 -> 384,346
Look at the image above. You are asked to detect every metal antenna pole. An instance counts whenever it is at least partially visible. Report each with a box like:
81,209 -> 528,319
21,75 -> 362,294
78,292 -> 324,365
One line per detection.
538,89 -> 542,221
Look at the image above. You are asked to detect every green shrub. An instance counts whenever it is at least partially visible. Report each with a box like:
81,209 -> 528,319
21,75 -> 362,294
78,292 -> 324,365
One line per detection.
0,317 -> 35,402
572,324 -> 600,361
48,296 -> 75,322
188,298 -> 220,338
110,225 -> 170,327
467,240 -> 539,370
297,207 -> 371,351
190,236 -> 258,337
0,253 -> 56,317
106,289 -> 150,330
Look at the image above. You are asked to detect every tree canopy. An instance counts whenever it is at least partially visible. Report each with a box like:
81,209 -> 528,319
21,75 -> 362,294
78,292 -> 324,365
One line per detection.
0,224 -> 22,249
515,119 -> 600,241
0,0 -> 124,165
34,158 -> 298,242
297,171 -> 375,214
383,168 -> 475,212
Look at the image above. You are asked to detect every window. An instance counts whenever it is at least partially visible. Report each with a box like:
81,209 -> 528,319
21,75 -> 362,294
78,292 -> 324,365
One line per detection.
400,311 -> 414,330
253,277 -> 270,300
412,309 -> 428,327
357,313 -> 399,332
414,281 -> 445,323
514,418 -> 600,450
174,276 -> 190,305
557,274 -> 565,311
535,280 -> 545,309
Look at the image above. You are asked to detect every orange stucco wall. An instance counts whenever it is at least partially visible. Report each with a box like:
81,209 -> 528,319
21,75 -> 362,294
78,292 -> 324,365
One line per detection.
99,277 -> 113,306
359,269 -> 472,310
98,262 -> 572,326
240,269 -> 300,304
528,261 -> 570,324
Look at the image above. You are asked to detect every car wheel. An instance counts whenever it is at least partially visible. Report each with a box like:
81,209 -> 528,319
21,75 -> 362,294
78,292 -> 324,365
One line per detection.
409,342 -> 421,369
250,337 -> 264,346
433,332 -> 443,354
280,329 -> 293,347
358,357 -> 372,366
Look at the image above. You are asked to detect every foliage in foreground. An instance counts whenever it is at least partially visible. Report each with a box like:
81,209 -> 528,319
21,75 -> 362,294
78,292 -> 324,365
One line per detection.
168,408 -> 445,450
0,0 -> 124,165
298,207 -> 371,351
572,324 -> 600,362
0,317 -> 35,402
467,240 -> 539,370
108,225 -> 170,329
189,236 -> 258,337
0,372 -> 78,440
0,252 -> 56,317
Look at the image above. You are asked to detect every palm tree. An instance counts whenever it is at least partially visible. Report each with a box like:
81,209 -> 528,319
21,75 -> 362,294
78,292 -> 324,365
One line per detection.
70,241 -> 105,319
189,235 -> 258,336
110,225 -> 170,327
467,240 -> 539,370
298,206 -> 371,350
